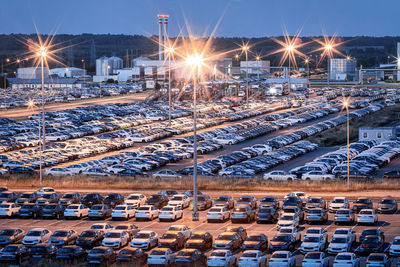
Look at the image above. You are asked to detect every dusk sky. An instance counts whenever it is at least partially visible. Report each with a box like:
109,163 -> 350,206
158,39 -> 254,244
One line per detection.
0,0 -> 399,37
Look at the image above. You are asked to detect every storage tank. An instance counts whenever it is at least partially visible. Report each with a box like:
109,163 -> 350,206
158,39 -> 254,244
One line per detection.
96,56 -> 123,76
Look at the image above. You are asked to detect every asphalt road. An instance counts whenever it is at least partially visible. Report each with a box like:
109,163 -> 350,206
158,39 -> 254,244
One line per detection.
0,201 -> 399,266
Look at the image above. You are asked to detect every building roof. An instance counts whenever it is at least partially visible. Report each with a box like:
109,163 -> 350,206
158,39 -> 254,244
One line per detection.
50,67 -> 84,72
265,78 -> 308,84
7,78 -> 83,84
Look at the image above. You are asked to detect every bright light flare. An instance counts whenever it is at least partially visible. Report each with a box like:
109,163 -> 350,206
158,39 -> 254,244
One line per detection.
185,54 -> 205,67
312,33 -> 346,65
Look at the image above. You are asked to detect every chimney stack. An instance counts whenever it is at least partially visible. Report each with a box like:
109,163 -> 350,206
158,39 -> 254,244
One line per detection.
158,15 -> 164,61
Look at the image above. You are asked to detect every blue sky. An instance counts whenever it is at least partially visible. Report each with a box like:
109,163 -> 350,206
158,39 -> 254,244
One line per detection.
0,0 -> 398,37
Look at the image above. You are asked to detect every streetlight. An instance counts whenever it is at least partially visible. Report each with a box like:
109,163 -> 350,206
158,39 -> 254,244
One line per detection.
167,46 -> 174,125
241,45 -> 250,108
28,99 -> 43,184
343,100 -> 350,189
256,56 -> 261,80
305,58 -> 310,88
286,44 -> 294,100
185,53 -> 204,222
324,44 -> 333,88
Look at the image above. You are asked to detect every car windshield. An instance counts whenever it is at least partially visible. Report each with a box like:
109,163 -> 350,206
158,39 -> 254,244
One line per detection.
91,225 -> 104,230
162,207 -> 173,211
364,237 -> 379,243
309,198 -> 321,203
240,197 -> 252,202
91,206 -> 103,210
279,229 -> 292,234
80,231 -> 95,237
150,250 -> 166,256
304,236 -> 320,242
114,206 -> 126,210
0,204 -> 10,208
217,196 -> 228,201
218,234 -> 234,240
393,239 -> 400,245
246,235 -> 261,241
134,233 -> 150,239
59,247 -> 74,254
105,232 -> 121,238
21,204 -> 34,209
355,199 -> 369,204
305,253 -> 321,259
380,199 -> 395,204
52,231 -> 68,237
271,253 -> 287,259
190,234 -> 204,239
171,196 -> 183,201
336,255 -> 351,260
337,210 -> 350,215
334,230 -> 349,235
280,215 -> 294,220
360,210 -> 372,215
241,252 -> 257,258
62,194 -> 74,199
333,199 -> 345,203
0,230 -> 15,236
262,197 -> 275,202
91,248 -> 106,254
259,209 -> 272,213
137,207 -> 150,211
30,247 -> 46,253
309,210 -> 322,214
168,226 -> 183,231
44,205 -> 56,210
27,231 -> 42,237
210,252 -> 226,257
20,194 -> 32,198
332,237 -> 347,243
149,195 -> 161,200
235,207 -> 246,212
41,194 -> 53,199
368,255 -> 384,261
209,208 -> 222,212
363,230 -> 377,236
67,206 -> 79,210
176,251 -> 194,257
162,233 -> 177,239
128,195 -> 139,200
2,246 -> 18,253
273,235 -> 290,242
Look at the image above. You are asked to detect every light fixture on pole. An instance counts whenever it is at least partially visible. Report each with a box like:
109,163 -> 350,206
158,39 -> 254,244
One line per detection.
285,44 -> 294,100
305,58 -> 310,88
343,100 -> 350,189
256,56 -> 261,80
185,53 -> 204,222
167,46 -> 174,125
241,45 -> 250,108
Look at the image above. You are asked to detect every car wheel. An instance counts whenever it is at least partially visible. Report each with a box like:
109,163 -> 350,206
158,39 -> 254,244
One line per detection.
287,178 -> 293,181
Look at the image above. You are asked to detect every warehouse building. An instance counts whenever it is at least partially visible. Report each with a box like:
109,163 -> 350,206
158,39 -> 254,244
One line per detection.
329,58 -> 357,81
17,67 -> 49,79
7,78 -> 83,90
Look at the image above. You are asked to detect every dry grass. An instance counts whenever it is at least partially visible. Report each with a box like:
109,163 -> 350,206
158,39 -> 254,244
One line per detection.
2,174 -> 400,194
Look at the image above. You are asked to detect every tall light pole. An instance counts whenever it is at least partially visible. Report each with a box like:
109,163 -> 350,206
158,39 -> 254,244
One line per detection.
242,45 -> 249,108
256,56 -> 260,80
36,47 -> 47,151
305,58 -> 310,88
186,54 -> 204,222
286,45 -> 294,101
324,44 -> 333,88
28,100 -> 42,184
343,100 -> 350,189
167,47 -> 174,125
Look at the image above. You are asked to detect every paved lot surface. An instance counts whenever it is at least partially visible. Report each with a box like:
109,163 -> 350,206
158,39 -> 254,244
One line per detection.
1,201 -> 400,266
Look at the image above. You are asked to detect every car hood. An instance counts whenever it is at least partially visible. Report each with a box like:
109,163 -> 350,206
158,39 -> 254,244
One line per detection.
215,240 -> 232,245
50,237 -> 67,241
378,204 -> 393,208
302,242 -> 319,247
132,238 -> 150,243
330,203 -> 345,208
187,239 -> 204,244
103,238 -> 121,242
0,236 -> 11,241
23,236 -> 41,241
78,237 -> 95,242
159,238 -> 177,243
329,243 -> 347,248
270,241 -> 288,246
244,241 -> 261,246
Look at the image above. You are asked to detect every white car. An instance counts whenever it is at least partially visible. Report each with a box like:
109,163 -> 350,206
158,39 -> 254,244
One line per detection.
277,213 -> 300,229
329,197 -> 350,213
167,225 -> 192,239
207,206 -> 231,223
269,251 -> 296,267
302,171 -> 335,181
357,209 -> 378,224
44,167 -> 71,176
135,205 -> 159,221
207,249 -> 237,267
101,230 -> 130,249
64,204 -> 89,219
37,187 -> 55,197
22,228 -> 52,246
159,205 -> 183,221
302,252 -> 329,267
328,234 -> 353,254
389,235 -> 400,256
333,228 -> 356,243
124,193 -> 147,208
168,194 -> 191,208
279,227 -> 302,242
238,250 -> 267,267
300,234 -> 327,254
111,205 -> 136,220
0,203 -> 20,217
293,192 -> 309,203
90,223 -> 114,233
130,230 -> 158,249
148,248 -> 176,265
264,171 -> 297,181
333,252 -> 360,267
152,170 -> 183,179
305,228 -> 328,241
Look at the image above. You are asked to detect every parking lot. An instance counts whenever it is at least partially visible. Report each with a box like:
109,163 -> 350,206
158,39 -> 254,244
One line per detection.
0,194 -> 399,266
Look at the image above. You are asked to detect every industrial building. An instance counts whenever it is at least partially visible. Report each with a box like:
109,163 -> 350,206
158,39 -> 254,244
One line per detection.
329,58 -> 357,81
49,67 -> 86,78
17,67 -> 49,79
93,56 -> 123,82
239,60 -> 270,75
7,78 -> 83,90
359,126 -> 397,143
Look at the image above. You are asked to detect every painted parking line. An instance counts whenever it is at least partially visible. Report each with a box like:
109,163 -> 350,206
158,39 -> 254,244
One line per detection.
142,221 -> 160,229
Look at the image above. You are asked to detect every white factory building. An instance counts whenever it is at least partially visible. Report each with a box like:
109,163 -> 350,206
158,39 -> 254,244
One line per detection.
49,67 -> 86,78
239,60 -> 271,75
93,56 -> 124,82
17,67 -> 49,79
